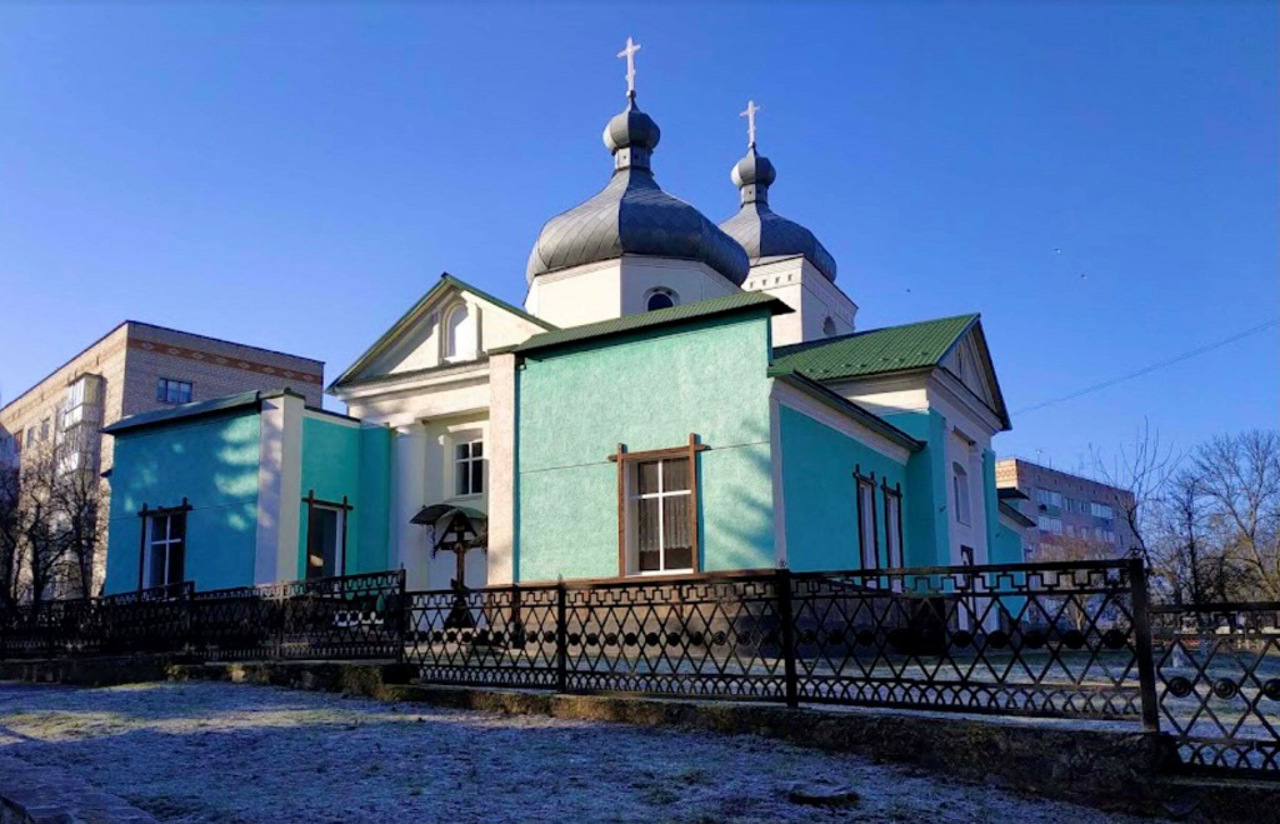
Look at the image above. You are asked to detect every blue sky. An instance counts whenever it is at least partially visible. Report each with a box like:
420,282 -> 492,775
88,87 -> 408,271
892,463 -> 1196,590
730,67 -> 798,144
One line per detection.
1,2 -> 1276,474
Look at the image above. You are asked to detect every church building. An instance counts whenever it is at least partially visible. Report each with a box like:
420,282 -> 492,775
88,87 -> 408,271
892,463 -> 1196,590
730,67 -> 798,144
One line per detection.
102,41 -> 1023,596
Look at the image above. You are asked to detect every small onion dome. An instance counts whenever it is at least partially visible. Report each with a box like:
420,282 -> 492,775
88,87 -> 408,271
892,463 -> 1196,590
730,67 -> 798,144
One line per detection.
526,97 -> 749,286
720,146 -> 838,282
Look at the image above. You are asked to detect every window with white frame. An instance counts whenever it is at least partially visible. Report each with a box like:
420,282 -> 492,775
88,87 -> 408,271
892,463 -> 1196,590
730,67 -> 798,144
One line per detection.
143,511 -> 186,589
156,378 -> 193,405
952,462 -> 971,525
627,455 -> 694,574
856,473 -> 878,568
1091,501 -> 1114,520
454,438 -> 484,497
883,483 -> 903,569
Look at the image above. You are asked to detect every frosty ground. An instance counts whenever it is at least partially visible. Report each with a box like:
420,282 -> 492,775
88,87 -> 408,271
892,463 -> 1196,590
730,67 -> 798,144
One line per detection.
0,680 -> 1163,823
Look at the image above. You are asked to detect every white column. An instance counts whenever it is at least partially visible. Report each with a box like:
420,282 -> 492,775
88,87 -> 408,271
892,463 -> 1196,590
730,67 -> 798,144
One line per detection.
486,352 -> 517,584
254,392 -> 304,584
391,423 -> 429,590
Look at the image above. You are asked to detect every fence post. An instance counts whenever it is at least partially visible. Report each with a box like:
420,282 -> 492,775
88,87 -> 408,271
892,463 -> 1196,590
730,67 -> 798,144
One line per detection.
1129,557 -> 1160,732
555,580 -> 568,694
775,568 -> 799,709
396,569 -> 407,665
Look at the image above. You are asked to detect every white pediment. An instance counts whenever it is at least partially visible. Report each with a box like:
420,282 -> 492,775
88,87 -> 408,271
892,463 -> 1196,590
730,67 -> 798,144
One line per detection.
331,275 -> 551,390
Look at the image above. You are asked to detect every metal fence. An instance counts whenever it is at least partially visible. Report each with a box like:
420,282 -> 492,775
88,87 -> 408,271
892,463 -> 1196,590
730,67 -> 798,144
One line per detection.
0,572 -> 405,662
404,560 -> 1155,723
4,559 -> 1280,779
1152,601 -> 1280,778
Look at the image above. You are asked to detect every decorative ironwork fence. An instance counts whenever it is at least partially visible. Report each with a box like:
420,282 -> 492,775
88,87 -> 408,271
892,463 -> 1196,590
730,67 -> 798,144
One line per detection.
192,571 -> 406,661
0,572 -> 404,662
1152,601 -> 1280,778
402,560 -> 1155,723
0,582 -> 194,659
7,560 -> 1280,780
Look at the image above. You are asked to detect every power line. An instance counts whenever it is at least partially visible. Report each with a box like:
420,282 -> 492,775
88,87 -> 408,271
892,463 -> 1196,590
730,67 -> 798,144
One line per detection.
1014,317 -> 1279,416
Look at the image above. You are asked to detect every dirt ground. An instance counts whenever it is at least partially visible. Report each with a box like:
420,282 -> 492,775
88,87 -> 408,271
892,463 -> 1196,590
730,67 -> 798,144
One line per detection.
0,680 -> 1164,823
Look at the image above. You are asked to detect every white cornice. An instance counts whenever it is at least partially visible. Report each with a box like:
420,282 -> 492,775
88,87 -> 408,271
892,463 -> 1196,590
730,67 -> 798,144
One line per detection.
332,361 -> 491,404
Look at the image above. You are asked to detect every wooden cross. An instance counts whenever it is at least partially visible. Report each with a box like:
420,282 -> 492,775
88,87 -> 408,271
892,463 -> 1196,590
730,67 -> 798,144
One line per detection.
741,100 -> 761,147
618,36 -> 641,97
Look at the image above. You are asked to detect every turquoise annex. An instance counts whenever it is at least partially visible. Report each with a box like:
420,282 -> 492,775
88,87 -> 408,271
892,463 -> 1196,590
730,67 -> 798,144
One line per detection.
102,46 -> 1027,595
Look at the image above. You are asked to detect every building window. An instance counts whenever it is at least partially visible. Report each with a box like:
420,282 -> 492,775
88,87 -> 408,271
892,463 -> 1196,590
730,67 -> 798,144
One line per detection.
40,418 -> 50,442
25,428 -> 34,449
143,511 -> 186,589
882,482 -> 903,569
1091,501 -> 1114,520
454,438 -> 484,497
952,462 -> 971,525
960,545 -> 975,566
645,288 -> 678,312
156,378 -> 193,405
1038,515 -> 1063,534
856,471 -> 878,569
822,317 -> 837,338
1035,487 -> 1063,508
443,303 -> 476,362
614,437 -> 704,576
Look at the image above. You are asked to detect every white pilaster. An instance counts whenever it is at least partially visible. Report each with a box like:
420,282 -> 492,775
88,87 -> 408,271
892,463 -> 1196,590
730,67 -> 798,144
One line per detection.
391,423 -> 429,590
486,352 -> 517,584
253,392 -> 304,584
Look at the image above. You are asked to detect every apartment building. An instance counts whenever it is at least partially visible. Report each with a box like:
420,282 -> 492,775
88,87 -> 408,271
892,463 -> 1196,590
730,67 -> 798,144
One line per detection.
995,457 -> 1138,560
0,321 -> 324,594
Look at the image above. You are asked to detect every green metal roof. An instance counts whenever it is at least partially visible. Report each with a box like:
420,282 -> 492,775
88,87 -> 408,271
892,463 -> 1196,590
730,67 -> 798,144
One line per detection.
102,390 -> 267,436
510,292 -> 788,356
770,314 -> 979,382
329,273 -> 555,391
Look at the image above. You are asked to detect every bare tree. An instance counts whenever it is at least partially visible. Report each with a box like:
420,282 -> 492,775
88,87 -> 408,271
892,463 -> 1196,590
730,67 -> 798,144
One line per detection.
0,461 -> 22,608
1,433 -> 108,605
1090,419 -> 1180,564
1190,430 -> 1280,600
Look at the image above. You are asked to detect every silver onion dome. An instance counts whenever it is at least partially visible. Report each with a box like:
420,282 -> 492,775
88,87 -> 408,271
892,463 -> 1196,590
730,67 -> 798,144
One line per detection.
719,145 -> 838,282
526,96 -> 750,286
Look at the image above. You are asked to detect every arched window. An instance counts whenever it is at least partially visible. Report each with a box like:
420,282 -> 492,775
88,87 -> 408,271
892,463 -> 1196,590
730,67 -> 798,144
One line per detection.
645,288 -> 678,312
823,317 -> 837,337
443,303 -> 475,362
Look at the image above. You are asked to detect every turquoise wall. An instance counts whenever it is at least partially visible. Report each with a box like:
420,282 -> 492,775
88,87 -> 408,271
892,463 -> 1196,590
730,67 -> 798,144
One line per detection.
104,410 -> 261,594
883,410 -> 949,566
516,312 -> 776,582
992,513 -> 1025,565
356,424 -> 393,573
777,405 -> 910,572
297,416 -> 393,577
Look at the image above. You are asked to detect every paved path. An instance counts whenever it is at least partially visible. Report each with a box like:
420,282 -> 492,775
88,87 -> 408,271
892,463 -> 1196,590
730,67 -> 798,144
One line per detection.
0,680 -> 1166,823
